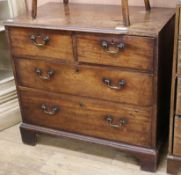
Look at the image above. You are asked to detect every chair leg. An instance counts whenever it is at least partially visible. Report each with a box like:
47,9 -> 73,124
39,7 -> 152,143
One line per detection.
63,0 -> 69,4
32,0 -> 37,19
31,0 -> 149,24
121,0 -> 130,26
144,0 -> 151,11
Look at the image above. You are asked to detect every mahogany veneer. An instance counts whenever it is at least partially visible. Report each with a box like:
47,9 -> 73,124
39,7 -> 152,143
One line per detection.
9,28 -> 73,61
4,2 -> 175,172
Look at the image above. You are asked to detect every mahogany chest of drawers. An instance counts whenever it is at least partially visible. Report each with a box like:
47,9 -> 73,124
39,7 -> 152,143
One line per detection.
168,2 -> 181,174
5,2 -> 175,172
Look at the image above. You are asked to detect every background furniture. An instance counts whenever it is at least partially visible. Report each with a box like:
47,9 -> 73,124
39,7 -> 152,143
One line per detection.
5,2 -> 175,172
167,1 -> 181,174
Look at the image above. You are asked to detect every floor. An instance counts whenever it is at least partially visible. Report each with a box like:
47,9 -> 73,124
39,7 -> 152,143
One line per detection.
0,124 -> 179,175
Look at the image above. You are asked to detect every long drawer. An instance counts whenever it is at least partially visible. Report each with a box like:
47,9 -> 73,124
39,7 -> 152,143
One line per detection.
19,89 -> 152,147
173,116 -> 181,156
177,41 -> 181,75
77,34 -> 155,71
8,27 -> 74,61
15,58 -> 153,106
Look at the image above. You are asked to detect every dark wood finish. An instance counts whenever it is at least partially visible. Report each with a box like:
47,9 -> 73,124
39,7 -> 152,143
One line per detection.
144,0 -> 151,11
167,3 -> 181,175
19,88 -> 152,147
77,34 -> 155,71
140,152 -> 158,172
63,0 -> 69,4
168,155 -> 181,175
31,0 -> 70,18
20,126 -> 37,145
9,27 -> 74,61
20,122 -> 158,172
15,58 -> 153,106
32,0 -> 37,19
121,0 -> 130,26
157,14 -> 175,148
5,2 -> 175,173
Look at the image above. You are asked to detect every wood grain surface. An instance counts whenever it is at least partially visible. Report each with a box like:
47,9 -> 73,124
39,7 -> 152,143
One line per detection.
15,58 -> 153,106
77,34 -> 154,71
19,88 -> 152,147
4,3 -> 175,37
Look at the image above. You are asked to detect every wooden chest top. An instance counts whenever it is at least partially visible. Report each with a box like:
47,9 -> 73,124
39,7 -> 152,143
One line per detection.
4,2 -> 175,37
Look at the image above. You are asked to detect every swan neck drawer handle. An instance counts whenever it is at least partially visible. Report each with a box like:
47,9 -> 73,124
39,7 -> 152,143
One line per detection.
103,78 -> 126,90
30,34 -> 50,47
35,68 -> 54,80
105,115 -> 127,128
101,40 -> 125,54
41,104 -> 60,116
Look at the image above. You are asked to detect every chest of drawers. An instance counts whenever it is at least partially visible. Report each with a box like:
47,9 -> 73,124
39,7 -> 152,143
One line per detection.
5,2 -> 175,172
168,2 -> 181,175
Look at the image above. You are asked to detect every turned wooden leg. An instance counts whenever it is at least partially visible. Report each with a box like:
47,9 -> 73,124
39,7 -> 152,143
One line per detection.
63,0 -> 69,4
144,0 -> 151,11
121,0 -> 130,26
138,153 -> 158,172
32,0 -> 37,19
167,155 -> 181,174
20,125 -> 37,146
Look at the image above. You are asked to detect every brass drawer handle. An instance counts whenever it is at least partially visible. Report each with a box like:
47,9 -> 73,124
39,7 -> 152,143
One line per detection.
103,78 -> 126,90
30,34 -> 49,47
105,115 -> 127,128
41,104 -> 60,115
101,40 -> 125,54
35,68 -> 54,80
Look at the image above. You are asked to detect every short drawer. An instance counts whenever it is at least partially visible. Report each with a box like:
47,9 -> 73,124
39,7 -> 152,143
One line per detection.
77,34 -> 155,71
173,116 -> 181,156
19,89 -> 152,147
176,78 -> 181,115
15,58 -> 153,106
8,27 -> 74,61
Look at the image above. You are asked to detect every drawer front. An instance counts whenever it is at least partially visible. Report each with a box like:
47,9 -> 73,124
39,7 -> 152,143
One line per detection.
8,27 -> 74,61
77,34 -> 155,71
19,89 -> 152,147
15,58 -> 153,106
176,78 -> 181,115
173,116 -> 181,156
